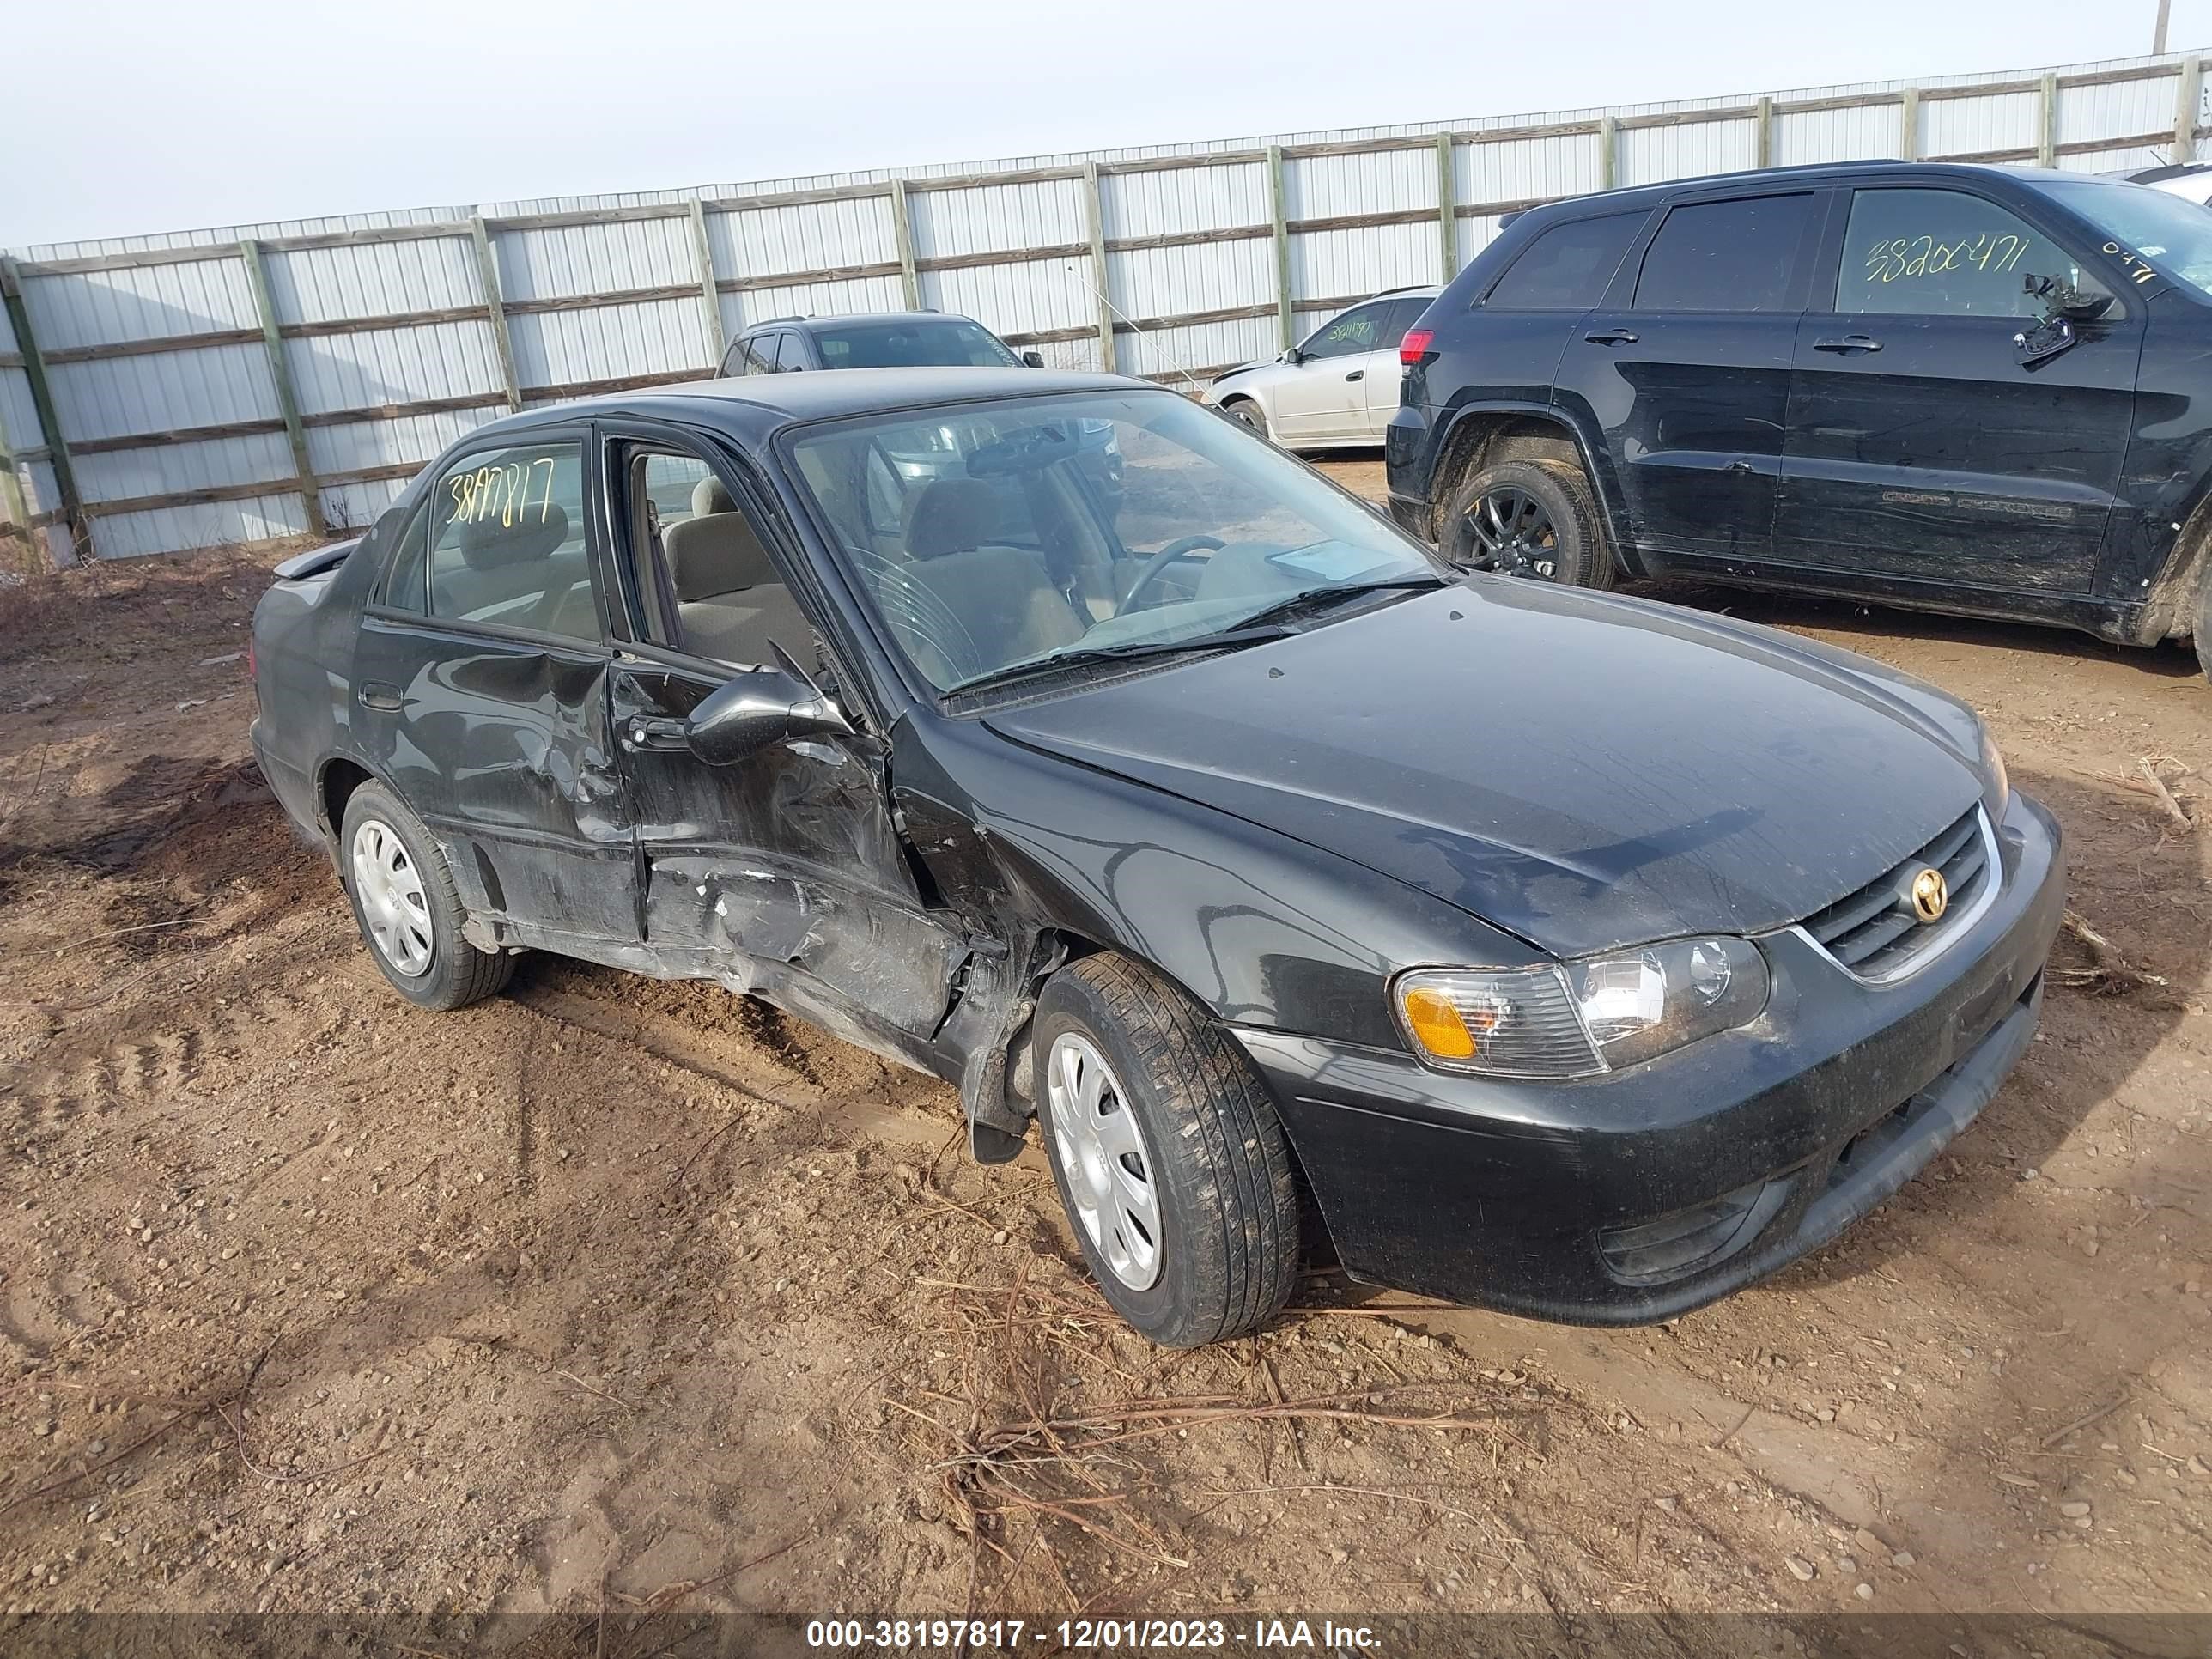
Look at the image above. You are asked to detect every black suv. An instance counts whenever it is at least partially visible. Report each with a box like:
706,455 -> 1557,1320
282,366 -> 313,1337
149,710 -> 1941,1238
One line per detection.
1385,161 -> 2212,679
719,311 -> 1044,375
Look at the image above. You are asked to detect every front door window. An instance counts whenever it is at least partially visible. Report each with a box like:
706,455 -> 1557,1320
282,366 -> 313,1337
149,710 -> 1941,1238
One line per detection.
1837,187 -> 2106,317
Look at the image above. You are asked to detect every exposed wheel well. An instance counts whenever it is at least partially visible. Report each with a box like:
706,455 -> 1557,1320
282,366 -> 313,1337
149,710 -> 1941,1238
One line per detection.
1426,413 -> 1587,540
318,757 -> 374,842
2141,489 -> 2212,644
1022,929 -> 1334,1262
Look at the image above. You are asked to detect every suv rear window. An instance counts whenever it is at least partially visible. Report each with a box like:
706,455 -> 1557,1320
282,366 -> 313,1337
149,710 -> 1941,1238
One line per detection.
1483,212 -> 1645,310
1633,193 -> 1816,312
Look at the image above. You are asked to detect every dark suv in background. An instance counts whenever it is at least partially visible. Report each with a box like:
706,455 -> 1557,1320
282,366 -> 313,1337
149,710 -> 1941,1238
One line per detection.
1385,161 -> 2212,680
720,311 -> 1044,375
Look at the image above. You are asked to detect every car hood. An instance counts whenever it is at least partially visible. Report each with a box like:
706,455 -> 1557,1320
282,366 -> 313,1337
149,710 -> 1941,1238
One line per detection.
1205,358 -> 1283,396
983,580 -> 1984,958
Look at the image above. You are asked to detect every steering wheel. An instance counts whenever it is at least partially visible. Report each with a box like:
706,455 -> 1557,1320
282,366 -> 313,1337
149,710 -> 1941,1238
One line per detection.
1115,536 -> 1226,617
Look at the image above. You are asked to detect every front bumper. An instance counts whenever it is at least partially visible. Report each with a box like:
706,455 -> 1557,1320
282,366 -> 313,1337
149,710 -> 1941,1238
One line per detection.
1231,791 -> 2065,1324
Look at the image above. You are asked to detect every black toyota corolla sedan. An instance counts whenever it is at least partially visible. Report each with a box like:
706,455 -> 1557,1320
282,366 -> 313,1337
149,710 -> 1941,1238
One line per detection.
250,367 -> 2063,1348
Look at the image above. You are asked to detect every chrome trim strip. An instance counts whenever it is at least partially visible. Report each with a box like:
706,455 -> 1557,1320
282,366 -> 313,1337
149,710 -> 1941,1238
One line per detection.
1790,809 -> 2002,988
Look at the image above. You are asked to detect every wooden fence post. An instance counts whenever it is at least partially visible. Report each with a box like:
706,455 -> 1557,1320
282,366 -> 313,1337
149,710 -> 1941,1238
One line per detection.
2038,73 -> 2059,167
238,238 -> 326,538
888,179 -> 921,311
1436,132 -> 1458,282
469,216 -> 523,411
1900,88 -> 1921,160
688,199 -> 726,366
2176,58 -> 2203,162
0,256 -> 85,562
1754,96 -> 1775,169
1596,115 -> 1620,191
1080,161 -> 1116,374
1267,144 -> 1293,350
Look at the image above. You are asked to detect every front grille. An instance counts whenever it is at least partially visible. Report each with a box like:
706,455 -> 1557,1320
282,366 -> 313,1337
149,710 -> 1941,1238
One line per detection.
1800,805 -> 1991,981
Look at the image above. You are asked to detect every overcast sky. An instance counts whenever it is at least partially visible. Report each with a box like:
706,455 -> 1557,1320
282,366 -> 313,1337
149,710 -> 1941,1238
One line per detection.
6,0 -> 2207,247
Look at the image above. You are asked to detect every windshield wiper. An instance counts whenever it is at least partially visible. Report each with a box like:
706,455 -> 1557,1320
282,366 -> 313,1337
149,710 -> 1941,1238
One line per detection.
1225,573 -> 1444,634
944,625 -> 1295,696
941,575 -> 1443,698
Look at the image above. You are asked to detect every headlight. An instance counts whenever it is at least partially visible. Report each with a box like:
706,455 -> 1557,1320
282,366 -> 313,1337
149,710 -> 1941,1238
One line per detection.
1978,726 -> 2009,821
1394,938 -> 1770,1079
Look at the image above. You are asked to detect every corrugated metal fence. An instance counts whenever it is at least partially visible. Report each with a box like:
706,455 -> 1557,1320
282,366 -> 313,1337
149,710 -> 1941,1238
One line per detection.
3,49 -> 2206,565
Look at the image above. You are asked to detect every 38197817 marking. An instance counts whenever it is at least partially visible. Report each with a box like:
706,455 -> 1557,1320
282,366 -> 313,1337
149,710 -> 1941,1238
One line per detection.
447,453 -> 559,527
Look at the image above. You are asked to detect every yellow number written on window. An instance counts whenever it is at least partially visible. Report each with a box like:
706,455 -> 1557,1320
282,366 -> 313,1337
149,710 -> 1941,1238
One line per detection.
447,456 -> 560,529
1861,231 -> 2032,285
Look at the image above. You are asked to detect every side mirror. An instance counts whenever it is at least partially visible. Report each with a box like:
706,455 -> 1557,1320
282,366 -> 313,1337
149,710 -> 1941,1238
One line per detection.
2023,271 -> 2115,324
680,666 -> 851,766
1283,347 -> 1306,366
1021,349 -> 1046,368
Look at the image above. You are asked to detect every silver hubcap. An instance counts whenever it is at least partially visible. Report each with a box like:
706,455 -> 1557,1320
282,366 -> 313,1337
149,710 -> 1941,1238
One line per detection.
349,818 -> 434,977
1046,1033 -> 1163,1291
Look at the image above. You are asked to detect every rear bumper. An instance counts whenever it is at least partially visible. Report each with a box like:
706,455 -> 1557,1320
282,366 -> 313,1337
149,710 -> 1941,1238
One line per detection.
250,720 -> 323,846
1231,790 -> 2064,1324
1382,405 -> 1435,538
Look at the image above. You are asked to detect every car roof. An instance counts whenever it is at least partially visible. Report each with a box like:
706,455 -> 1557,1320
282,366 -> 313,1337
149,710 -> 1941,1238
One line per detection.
742,311 -> 988,336
473,366 -> 1159,438
1528,159 -> 2079,217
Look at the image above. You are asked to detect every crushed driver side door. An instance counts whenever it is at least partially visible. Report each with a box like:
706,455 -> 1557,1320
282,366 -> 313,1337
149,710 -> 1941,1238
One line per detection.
597,428 -> 969,1066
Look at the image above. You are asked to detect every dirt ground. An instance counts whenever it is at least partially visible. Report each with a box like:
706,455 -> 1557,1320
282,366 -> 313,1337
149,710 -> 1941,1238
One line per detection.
2,459 -> 2209,1636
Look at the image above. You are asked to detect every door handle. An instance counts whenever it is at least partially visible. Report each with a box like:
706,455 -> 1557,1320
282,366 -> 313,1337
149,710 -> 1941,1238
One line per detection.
1583,328 -> 1638,345
1727,459 -> 1756,475
357,683 -> 403,712
1345,369 -> 1364,381
1814,334 -> 1883,353
623,716 -> 690,752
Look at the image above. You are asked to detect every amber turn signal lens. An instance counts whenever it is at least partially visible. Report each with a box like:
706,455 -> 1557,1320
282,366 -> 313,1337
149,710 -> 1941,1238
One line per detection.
1400,985 -> 1476,1059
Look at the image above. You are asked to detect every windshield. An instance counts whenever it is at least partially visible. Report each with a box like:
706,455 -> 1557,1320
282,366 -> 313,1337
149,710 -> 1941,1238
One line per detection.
2031,178 -> 2212,299
786,390 -> 1438,693
811,319 -> 1022,368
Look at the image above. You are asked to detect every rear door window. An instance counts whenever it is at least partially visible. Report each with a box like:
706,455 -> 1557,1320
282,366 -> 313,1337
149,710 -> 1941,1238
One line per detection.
1836,187 -> 2105,317
737,334 -> 780,375
1483,211 -> 1647,309
774,331 -> 812,371
1632,194 -> 1817,312
425,440 -> 599,641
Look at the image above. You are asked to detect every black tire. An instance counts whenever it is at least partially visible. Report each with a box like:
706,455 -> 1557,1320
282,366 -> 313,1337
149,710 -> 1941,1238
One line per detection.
1221,398 -> 1269,440
1032,953 -> 1299,1349
1441,456 -> 1613,590
337,781 -> 513,1011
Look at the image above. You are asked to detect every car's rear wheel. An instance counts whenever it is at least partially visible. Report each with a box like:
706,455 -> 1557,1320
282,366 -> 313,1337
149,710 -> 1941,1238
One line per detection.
1033,953 -> 1299,1349
1443,458 -> 1613,589
339,781 -> 513,1011
1221,398 -> 1268,440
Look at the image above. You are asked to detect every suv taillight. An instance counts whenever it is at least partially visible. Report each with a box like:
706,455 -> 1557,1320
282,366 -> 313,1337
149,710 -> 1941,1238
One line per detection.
1399,328 -> 1435,366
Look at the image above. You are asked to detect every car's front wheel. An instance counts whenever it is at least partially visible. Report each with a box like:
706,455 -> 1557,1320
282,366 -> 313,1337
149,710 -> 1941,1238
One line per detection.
1442,458 -> 1613,589
338,781 -> 514,1011
1033,953 -> 1299,1348
1220,398 -> 1269,441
